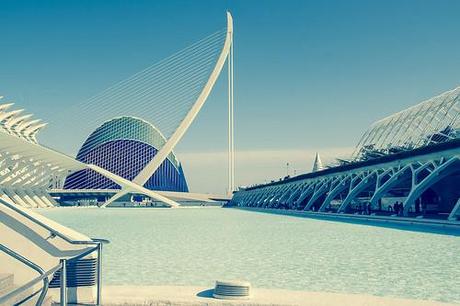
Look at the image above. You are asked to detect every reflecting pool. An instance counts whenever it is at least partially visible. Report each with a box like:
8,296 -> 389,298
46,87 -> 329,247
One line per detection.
39,207 -> 460,303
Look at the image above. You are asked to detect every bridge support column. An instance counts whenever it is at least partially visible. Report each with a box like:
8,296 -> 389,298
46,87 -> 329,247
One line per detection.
0,190 -> 15,205
270,186 -> 289,207
278,186 -> 295,207
4,188 -> 30,207
319,176 -> 350,212
253,192 -> 266,207
285,185 -> 302,208
27,189 -> 48,208
304,180 -> 330,211
448,198 -> 460,221
250,192 -> 262,206
337,171 -> 378,213
40,190 -> 58,207
260,190 -> 275,207
17,189 -> 39,208
370,165 -> 412,208
403,156 -> 459,216
294,184 -> 315,209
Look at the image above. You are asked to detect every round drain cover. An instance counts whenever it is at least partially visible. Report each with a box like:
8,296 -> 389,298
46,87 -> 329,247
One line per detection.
213,280 -> 251,300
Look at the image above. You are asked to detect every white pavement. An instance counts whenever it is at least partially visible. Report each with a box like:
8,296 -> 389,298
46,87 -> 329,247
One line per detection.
100,286 -> 457,306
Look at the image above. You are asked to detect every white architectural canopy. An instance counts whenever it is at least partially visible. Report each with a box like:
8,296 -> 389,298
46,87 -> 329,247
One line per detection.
0,101 -> 47,143
0,12 -> 235,208
0,105 -> 183,208
355,86 -> 460,159
0,98 -> 82,207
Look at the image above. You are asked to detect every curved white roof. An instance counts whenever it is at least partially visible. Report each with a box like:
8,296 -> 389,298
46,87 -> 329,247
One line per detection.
355,86 -> 460,158
77,116 -> 180,168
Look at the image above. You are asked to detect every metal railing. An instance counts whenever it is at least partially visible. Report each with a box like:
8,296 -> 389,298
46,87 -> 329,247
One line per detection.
58,243 -> 102,306
0,244 -> 61,306
0,199 -> 109,305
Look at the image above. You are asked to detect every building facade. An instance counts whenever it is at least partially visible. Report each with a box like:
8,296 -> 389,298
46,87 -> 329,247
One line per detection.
0,100 -> 72,208
64,116 -> 188,192
230,86 -> 460,221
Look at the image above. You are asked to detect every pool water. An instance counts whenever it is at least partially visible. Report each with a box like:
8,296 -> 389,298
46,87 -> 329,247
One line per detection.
39,207 -> 460,303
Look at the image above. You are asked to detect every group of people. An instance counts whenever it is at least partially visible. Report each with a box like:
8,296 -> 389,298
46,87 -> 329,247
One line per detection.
356,203 -> 372,215
388,201 -> 404,216
353,200 -> 424,217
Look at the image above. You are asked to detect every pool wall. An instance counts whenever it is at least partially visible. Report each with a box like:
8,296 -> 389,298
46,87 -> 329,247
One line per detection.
232,207 -> 460,236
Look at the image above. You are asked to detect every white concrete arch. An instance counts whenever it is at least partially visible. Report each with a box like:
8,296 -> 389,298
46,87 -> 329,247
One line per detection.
101,12 -> 234,208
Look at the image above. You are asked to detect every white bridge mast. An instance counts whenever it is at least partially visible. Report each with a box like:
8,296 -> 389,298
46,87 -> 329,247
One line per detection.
228,26 -> 235,196
100,12 -> 234,207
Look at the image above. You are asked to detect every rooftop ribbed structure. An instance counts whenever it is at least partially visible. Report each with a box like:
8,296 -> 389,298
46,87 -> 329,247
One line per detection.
354,86 -> 460,161
0,97 -> 47,143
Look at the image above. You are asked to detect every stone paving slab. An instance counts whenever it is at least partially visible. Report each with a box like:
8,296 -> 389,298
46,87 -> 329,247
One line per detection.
101,286 -> 457,306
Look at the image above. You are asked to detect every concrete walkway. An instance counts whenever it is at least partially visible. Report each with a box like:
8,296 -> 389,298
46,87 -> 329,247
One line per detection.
234,207 -> 460,236
101,286 -> 457,306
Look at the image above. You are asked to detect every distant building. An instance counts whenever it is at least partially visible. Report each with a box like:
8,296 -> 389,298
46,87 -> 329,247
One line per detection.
354,86 -> 460,161
231,86 -> 460,221
312,152 -> 323,172
64,116 -> 188,192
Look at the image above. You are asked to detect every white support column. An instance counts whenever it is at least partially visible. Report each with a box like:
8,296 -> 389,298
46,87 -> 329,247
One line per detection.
0,189 -> 16,205
5,189 -> 31,207
38,190 -> 58,207
319,176 -> 350,212
231,39 -> 235,193
304,180 -> 330,211
370,165 -> 412,207
337,171 -> 378,213
448,198 -> 460,221
278,185 -> 295,206
295,183 -> 315,208
402,156 -> 459,216
285,186 -> 302,207
254,192 -> 266,206
16,189 -> 39,208
227,35 -> 235,196
28,189 -> 48,208
227,44 -> 231,195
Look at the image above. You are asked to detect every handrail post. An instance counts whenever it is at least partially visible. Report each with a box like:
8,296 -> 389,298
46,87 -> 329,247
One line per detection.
60,259 -> 67,306
35,277 -> 49,306
0,244 -> 50,306
0,200 -> 109,306
96,243 -> 102,305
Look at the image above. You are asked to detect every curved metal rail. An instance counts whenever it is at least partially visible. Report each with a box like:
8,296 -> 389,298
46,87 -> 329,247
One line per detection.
0,244 -> 61,306
0,198 -> 101,246
1,198 -> 109,305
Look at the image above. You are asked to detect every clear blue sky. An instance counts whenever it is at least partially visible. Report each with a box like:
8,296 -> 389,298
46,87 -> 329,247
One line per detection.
1,0 -> 460,191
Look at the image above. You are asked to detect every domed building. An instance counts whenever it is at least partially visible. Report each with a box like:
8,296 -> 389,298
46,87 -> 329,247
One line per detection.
64,116 -> 188,192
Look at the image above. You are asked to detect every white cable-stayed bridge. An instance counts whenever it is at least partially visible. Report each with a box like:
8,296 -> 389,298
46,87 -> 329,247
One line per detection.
0,12 -> 236,208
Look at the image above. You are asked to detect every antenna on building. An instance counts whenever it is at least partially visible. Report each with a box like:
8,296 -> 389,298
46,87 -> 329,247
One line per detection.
312,152 -> 323,172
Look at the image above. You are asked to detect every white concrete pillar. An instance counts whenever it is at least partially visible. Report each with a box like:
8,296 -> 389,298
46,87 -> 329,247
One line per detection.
39,190 -> 58,207
16,189 -> 39,208
0,189 -> 16,206
5,189 -> 31,207
28,190 -> 48,208
448,198 -> 460,221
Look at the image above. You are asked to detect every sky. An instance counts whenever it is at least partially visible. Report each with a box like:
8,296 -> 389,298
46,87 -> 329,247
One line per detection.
1,0 -> 460,193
